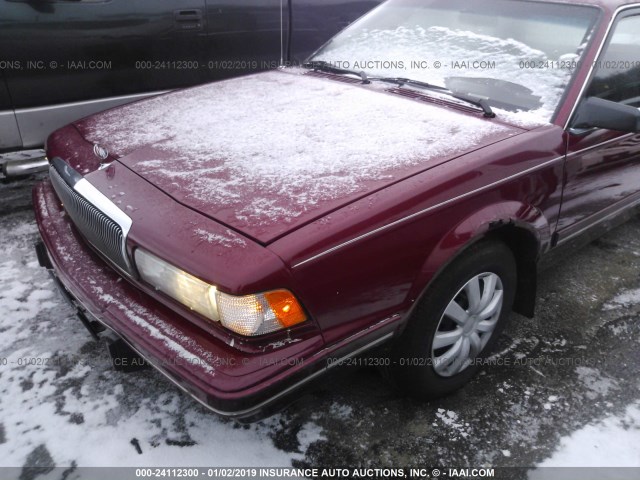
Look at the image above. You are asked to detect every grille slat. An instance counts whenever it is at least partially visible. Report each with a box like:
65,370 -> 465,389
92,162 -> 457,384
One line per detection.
49,165 -> 132,275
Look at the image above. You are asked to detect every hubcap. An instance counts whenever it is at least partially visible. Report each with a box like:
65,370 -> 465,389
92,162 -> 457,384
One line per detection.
431,272 -> 504,377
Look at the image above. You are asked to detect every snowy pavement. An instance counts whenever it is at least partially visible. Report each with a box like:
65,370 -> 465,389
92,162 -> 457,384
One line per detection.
0,175 -> 639,479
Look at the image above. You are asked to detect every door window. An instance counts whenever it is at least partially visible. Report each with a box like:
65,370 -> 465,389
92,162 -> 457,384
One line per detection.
587,15 -> 640,107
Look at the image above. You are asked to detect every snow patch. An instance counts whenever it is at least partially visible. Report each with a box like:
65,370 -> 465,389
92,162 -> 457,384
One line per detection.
434,409 -> 471,439
194,228 -> 247,249
531,402 -> 640,470
603,288 -> 640,310
297,423 -> 326,453
329,403 -> 353,420
576,367 -> 619,400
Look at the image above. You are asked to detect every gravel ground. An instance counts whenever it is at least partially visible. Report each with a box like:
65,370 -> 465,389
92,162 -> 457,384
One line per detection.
0,174 -> 638,479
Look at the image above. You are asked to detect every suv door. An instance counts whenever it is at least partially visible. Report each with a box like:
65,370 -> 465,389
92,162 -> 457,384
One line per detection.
289,0 -> 383,63
203,0 -> 289,80
0,71 -> 21,151
0,0 -> 207,148
557,11 -> 640,244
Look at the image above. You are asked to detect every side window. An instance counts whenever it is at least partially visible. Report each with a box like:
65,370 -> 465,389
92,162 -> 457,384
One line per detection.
587,15 -> 640,107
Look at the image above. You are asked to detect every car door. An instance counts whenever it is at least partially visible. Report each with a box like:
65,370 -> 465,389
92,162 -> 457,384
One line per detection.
0,71 -> 21,151
0,0 -> 207,148
556,10 -> 640,244
203,0 -> 289,80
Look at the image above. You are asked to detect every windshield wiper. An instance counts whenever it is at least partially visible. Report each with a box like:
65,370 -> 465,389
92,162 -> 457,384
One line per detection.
374,76 -> 449,92
302,64 -> 496,118
448,92 -> 496,119
303,61 -> 371,84
375,77 -> 496,118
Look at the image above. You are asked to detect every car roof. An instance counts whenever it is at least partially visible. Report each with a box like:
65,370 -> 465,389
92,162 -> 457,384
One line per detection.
536,0 -> 639,13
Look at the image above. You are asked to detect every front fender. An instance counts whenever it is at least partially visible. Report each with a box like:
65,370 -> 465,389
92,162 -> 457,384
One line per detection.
406,200 -> 549,305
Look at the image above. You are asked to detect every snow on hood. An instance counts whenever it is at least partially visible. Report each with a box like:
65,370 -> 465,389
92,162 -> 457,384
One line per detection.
76,69 -> 518,242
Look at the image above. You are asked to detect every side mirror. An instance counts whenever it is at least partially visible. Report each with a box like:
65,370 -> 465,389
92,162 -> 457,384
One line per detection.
571,96 -> 640,132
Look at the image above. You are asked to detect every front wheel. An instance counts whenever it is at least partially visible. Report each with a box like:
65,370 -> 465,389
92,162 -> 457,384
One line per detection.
389,240 -> 517,399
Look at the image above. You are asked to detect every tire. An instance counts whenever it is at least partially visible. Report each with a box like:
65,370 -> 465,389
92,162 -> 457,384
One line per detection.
389,240 -> 517,399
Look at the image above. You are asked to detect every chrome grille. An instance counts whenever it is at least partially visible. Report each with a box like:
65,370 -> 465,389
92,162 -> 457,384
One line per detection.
49,162 -> 133,275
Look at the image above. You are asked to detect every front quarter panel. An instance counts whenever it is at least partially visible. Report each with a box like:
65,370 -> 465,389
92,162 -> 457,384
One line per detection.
269,125 -> 566,345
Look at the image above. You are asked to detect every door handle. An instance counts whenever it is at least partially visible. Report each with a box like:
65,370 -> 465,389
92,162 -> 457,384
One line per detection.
174,9 -> 204,31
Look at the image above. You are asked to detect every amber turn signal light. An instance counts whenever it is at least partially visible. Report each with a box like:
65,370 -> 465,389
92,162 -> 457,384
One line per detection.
264,290 -> 307,328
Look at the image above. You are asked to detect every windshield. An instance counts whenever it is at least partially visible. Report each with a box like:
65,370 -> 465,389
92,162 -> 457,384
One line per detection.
309,0 -> 600,123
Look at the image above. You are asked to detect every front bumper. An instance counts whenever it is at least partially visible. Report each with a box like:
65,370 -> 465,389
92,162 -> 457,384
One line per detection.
33,179 -> 396,421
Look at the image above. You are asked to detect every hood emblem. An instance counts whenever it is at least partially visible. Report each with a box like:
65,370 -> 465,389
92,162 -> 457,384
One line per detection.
93,143 -> 109,161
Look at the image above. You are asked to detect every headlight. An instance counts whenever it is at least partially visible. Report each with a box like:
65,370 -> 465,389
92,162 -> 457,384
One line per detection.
135,249 -> 219,322
135,249 -> 307,336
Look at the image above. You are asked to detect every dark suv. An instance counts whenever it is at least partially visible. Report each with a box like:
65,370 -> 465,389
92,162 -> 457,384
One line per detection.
0,0 -> 381,152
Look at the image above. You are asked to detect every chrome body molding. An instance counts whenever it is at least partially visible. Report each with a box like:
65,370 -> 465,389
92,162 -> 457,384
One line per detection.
293,155 -> 565,269
566,132 -> 635,159
556,193 -> 640,246
117,324 -> 394,419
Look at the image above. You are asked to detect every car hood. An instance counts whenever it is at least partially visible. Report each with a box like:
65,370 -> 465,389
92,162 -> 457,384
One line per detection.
74,69 -> 523,244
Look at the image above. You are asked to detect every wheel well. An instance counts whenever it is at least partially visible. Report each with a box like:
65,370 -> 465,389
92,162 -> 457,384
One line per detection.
486,225 -> 539,318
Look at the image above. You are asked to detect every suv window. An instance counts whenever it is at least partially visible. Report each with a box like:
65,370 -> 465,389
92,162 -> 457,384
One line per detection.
587,15 -> 640,107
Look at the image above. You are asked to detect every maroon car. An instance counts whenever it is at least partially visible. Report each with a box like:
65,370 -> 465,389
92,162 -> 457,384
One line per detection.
34,0 -> 640,420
